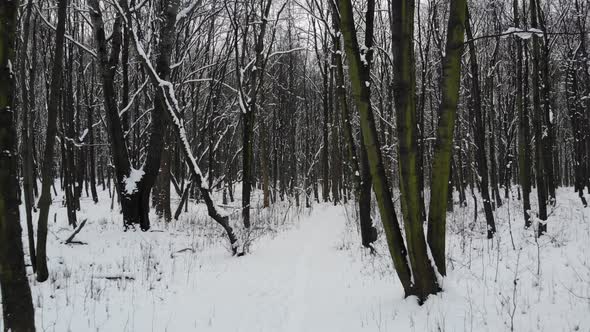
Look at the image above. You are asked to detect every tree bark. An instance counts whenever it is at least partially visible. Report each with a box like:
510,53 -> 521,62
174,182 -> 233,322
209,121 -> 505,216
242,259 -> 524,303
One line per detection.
338,0 -> 417,300
36,0 -> 69,282
0,0 -> 37,328
530,0 -> 548,236
390,0 -> 441,299
427,0 -> 467,276
130,0 -> 239,253
465,7 -> 496,239
89,0 -> 168,231
514,0 -> 532,226
330,1 -> 377,249
19,0 -> 37,273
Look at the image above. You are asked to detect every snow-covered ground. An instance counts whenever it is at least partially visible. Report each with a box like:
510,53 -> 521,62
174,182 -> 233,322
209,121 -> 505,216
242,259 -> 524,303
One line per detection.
2,186 -> 590,331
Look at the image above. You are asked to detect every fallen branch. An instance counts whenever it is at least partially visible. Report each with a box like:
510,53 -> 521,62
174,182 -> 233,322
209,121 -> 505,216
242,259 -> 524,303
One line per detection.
92,273 -> 135,280
171,247 -> 196,258
65,218 -> 88,244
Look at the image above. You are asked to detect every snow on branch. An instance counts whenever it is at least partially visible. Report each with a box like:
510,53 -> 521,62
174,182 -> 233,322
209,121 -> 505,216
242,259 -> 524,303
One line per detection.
124,2 -> 239,253
36,5 -> 98,58
130,25 -> 218,197
501,27 -> 544,40
119,78 -> 149,117
176,0 -> 202,22
267,47 -> 307,59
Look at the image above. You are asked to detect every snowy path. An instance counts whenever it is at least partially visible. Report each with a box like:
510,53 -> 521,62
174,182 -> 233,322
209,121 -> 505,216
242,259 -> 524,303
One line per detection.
169,206 -> 390,332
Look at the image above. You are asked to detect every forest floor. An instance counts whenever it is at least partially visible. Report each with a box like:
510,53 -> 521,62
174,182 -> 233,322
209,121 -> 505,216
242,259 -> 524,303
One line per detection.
2,186 -> 590,331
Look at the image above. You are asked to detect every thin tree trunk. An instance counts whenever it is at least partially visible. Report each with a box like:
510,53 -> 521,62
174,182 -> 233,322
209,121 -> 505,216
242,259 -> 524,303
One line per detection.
36,0 -> 69,282
530,0 -> 548,236
19,0 -> 37,272
538,6 -> 556,204
330,2 -> 377,248
85,68 -> 99,203
515,0 -> 532,226
465,7 -> 496,238
261,120 -> 270,208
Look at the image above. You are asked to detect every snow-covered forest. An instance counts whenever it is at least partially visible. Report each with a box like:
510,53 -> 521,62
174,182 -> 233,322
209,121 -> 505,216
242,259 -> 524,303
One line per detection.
1,0 -> 590,330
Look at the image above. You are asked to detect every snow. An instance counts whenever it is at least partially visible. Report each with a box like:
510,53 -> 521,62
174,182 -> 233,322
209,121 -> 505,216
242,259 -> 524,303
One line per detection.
123,167 -> 144,195
360,53 -> 368,66
502,27 -> 522,35
79,128 -> 89,142
176,0 -> 200,22
7,60 -> 13,76
501,27 -> 544,40
4,186 -> 590,331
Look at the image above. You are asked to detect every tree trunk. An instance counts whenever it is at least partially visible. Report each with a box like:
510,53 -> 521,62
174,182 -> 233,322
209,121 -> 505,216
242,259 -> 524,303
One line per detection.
321,43 -> 331,203
0,0 -> 37,328
261,121 -> 270,208
36,0 -> 69,282
390,0 -> 441,299
427,0 -> 467,276
19,0 -> 37,273
89,0 -> 168,231
538,6 -> 556,204
155,129 -> 172,222
330,3 -> 377,249
242,109 -> 254,228
130,0 -> 239,253
85,68 -> 99,203
515,0 -> 532,226
566,53 -> 588,207
530,0 -> 548,236
465,7 -> 496,239
338,0 -> 417,301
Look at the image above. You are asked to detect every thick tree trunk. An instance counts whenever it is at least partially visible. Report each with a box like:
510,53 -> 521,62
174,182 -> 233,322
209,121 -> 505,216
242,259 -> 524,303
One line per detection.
390,0 -> 441,299
155,130 -> 172,222
566,55 -> 588,207
90,0 -> 168,231
339,0 -> 417,301
0,0 -> 37,328
427,0 -> 467,276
